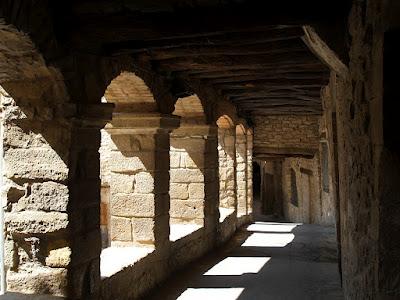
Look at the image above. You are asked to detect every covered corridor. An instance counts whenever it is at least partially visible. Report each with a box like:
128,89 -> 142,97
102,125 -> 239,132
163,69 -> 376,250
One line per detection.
147,220 -> 342,300
1,0 -> 400,299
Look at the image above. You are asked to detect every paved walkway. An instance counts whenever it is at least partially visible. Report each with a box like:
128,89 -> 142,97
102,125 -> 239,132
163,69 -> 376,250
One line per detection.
147,220 -> 343,300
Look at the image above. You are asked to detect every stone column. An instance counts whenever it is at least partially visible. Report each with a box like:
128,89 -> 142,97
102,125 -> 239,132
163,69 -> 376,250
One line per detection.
247,131 -> 254,215
1,90 -> 113,299
236,132 -> 248,216
68,104 -> 113,299
105,113 -> 179,252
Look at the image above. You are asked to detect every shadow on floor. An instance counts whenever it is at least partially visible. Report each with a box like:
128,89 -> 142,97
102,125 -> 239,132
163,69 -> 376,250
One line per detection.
145,218 -> 343,300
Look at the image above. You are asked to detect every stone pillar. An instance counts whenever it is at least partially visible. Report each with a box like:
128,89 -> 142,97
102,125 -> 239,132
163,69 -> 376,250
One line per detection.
236,131 -> 248,216
68,105 -> 113,299
203,127 -> 220,237
218,127 -> 237,210
170,125 -> 219,235
105,113 -> 179,251
247,131 -> 254,215
1,87 -> 112,299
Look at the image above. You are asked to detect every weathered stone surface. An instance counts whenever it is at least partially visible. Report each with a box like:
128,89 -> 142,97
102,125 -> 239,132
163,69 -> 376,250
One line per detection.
4,239 -> 17,270
4,148 -> 69,181
254,115 -> 320,152
188,183 -> 205,199
110,217 -> 132,242
110,194 -> 155,217
45,247 -> 71,268
134,172 -> 155,193
109,151 -> 155,172
7,266 -> 67,297
170,183 -> 189,200
110,173 -> 135,194
5,211 -> 68,234
131,218 -> 155,242
170,169 -> 204,183
15,182 -> 68,212
170,200 -> 204,219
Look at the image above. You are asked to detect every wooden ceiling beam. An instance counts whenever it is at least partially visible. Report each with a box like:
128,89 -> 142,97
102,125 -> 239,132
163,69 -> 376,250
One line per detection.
106,27 -> 305,55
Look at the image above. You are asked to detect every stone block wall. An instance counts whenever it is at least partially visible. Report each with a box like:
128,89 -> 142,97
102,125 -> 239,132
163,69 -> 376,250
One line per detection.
253,115 -> 320,154
100,128 -> 171,247
0,85 -> 109,298
0,86 -> 71,296
218,127 -> 236,209
170,135 -> 206,225
236,132 -> 247,216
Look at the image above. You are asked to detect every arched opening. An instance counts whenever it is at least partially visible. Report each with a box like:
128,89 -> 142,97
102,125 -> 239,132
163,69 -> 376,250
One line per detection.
99,71 -> 178,278
216,115 -> 236,222
235,124 -> 248,218
169,95 -> 207,241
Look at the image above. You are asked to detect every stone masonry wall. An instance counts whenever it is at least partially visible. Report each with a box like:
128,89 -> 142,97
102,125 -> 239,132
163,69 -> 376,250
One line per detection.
335,0 -> 384,298
236,132 -> 247,216
218,127 -> 236,209
170,135 -> 205,225
253,115 -> 320,154
1,87 -> 71,296
281,156 -> 326,224
100,129 -> 168,247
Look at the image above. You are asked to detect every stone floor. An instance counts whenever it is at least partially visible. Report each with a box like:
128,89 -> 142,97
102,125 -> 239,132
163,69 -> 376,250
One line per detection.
146,220 -> 343,300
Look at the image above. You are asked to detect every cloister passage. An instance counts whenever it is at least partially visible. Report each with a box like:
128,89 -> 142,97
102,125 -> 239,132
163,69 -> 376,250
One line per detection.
0,1 -> 400,299
147,219 -> 342,300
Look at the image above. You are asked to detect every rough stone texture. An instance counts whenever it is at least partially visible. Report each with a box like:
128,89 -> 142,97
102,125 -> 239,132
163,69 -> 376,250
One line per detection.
334,0 -> 385,298
253,115 -> 320,155
101,126 -> 171,247
218,127 -> 236,209
170,135 -> 206,225
281,156 -> 324,224
7,265 -> 67,297
246,131 -> 254,215
236,128 -> 248,216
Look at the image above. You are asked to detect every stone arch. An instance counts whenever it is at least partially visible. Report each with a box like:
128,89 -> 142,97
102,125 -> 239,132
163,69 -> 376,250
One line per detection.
99,70 -> 179,278
103,71 -> 158,113
169,95 -> 209,241
174,94 -> 206,122
216,115 -> 236,222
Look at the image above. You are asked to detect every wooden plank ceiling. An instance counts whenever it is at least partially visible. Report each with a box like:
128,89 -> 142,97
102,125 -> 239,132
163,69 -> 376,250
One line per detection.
59,0 -> 350,120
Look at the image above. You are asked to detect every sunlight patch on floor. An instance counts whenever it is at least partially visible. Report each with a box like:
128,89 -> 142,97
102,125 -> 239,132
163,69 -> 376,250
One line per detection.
204,256 -> 270,276
219,207 -> 235,222
247,222 -> 301,233
170,223 -> 202,242
241,232 -> 295,247
100,246 -> 154,278
177,288 -> 244,300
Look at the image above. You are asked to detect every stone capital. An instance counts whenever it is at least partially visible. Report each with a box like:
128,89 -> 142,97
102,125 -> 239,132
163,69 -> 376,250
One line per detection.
72,103 -> 115,128
105,113 -> 180,134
